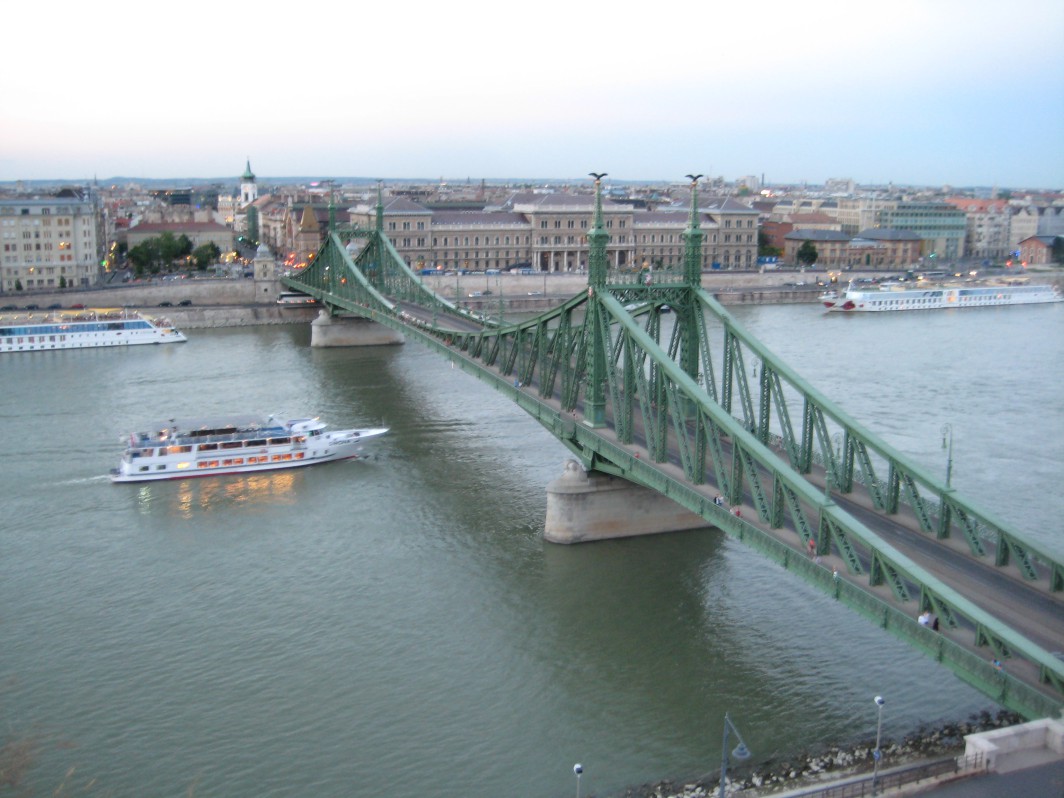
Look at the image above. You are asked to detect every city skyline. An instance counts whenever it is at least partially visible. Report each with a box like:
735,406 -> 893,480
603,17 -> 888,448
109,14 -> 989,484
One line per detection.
3,0 -> 1063,189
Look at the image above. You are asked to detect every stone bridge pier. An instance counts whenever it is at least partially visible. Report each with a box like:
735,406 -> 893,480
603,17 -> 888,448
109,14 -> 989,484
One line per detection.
544,459 -> 708,544
310,310 -> 404,347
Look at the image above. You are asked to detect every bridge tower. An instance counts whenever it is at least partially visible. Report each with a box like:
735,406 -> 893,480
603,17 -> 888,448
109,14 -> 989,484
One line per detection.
583,173 -> 610,428
679,174 -> 704,384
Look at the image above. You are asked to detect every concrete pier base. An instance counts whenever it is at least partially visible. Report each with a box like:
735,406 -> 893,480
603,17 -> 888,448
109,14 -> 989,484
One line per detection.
544,459 -> 709,544
310,310 -> 404,347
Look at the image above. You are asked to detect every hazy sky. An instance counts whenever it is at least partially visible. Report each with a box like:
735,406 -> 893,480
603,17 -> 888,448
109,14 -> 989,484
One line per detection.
3,0 -> 1062,188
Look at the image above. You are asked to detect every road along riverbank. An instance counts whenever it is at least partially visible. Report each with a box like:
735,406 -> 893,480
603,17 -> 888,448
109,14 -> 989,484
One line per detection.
0,270 -> 833,320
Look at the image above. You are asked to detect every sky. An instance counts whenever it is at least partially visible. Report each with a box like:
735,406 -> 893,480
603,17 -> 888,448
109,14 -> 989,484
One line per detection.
3,0 -> 1063,188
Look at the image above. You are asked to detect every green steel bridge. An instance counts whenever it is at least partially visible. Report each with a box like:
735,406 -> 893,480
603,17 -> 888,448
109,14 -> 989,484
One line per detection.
283,176 -> 1064,721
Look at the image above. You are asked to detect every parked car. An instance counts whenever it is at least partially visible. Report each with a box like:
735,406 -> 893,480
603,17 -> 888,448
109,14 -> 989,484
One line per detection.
1,305 -> 17,311
69,303 -> 85,309
158,301 -> 173,307
24,304 -> 39,310
47,303 -> 62,309
178,299 -> 193,306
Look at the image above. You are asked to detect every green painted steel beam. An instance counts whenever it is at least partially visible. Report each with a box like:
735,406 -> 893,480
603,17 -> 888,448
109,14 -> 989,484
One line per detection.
281,224 -> 1064,720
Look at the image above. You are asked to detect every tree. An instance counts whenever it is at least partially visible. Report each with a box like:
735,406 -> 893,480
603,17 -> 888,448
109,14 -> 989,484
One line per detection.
191,242 -> 221,270
157,232 -> 184,270
15,279 -> 23,291
758,230 -> 781,257
796,240 -> 818,267
59,275 -> 67,289
1052,236 -> 1064,266
128,240 -> 158,274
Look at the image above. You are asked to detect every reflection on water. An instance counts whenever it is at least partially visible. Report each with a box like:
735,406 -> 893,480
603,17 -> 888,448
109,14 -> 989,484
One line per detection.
135,470 -> 302,518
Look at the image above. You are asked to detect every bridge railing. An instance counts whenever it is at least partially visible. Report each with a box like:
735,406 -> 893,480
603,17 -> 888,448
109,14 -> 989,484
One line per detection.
775,753 -> 987,798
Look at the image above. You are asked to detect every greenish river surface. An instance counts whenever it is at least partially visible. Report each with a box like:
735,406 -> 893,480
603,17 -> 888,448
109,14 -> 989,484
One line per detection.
2,301 -> 1061,796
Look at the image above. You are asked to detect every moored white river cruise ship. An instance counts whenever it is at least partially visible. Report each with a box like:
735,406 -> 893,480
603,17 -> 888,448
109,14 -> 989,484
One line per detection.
821,281 -> 1061,312
111,415 -> 388,483
0,308 -> 186,352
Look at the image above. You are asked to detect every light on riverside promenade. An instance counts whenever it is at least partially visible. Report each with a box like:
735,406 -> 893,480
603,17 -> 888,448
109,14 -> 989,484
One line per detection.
872,695 -> 885,795
573,763 -> 583,798
719,712 -> 752,798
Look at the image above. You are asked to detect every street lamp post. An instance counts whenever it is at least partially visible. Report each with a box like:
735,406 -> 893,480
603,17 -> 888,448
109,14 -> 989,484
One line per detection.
719,712 -> 752,798
832,431 -> 843,492
941,424 -> 953,489
573,763 -> 583,798
872,695 -> 885,795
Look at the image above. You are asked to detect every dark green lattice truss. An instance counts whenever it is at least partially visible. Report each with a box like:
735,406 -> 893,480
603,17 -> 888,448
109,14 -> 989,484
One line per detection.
285,180 -> 1064,719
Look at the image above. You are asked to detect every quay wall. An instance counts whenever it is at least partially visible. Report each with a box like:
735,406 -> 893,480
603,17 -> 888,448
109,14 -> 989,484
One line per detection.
6,270 -> 1059,327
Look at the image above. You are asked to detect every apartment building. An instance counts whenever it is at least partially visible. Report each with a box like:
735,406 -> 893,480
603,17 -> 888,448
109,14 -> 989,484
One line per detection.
0,189 -> 102,292
1009,204 -> 1064,251
943,198 -> 1011,260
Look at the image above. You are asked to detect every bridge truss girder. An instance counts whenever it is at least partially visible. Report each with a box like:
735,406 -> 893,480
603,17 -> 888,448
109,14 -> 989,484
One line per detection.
282,228 -> 1064,720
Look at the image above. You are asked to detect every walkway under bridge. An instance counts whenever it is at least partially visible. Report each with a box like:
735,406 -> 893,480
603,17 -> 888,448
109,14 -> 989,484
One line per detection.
283,176 -> 1064,721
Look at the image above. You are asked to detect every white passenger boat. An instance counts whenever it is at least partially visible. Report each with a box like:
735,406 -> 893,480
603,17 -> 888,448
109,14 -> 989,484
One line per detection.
822,280 -> 1061,312
0,308 -> 186,352
111,415 -> 387,483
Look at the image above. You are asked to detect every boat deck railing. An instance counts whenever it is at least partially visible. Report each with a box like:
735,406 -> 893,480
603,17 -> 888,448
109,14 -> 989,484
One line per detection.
139,429 -> 291,447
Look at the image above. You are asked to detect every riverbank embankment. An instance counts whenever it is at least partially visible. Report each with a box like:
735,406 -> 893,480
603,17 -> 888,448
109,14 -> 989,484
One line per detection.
1,271 -> 830,327
620,710 -> 1023,798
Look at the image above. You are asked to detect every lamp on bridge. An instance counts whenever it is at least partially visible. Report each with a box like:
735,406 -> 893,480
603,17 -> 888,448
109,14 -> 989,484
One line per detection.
872,695 -> 885,794
573,763 -> 583,798
941,424 -> 953,489
719,712 -> 752,798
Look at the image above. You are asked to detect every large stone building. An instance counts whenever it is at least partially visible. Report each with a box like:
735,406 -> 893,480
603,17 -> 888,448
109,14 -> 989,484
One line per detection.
344,191 -> 760,273
0,188 -> 102,292
782,228 -> 921,270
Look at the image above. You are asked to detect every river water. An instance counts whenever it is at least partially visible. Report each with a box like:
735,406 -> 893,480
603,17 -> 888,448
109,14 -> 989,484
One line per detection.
2,301 -> 1061,797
